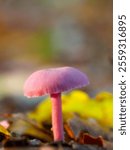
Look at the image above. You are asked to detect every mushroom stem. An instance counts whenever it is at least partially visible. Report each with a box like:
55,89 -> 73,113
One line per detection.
51,93 -> 64,141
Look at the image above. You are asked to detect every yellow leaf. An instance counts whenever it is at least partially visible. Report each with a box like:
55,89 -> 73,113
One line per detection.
99,100 -> 113,127
62,90 -> 90,116
0,124 -> 10,137
95,91 -> 113,102
28,90 -> 113,128
84,100 -> 103,120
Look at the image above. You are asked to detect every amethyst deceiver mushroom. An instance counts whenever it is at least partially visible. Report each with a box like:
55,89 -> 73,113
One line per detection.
24,67 -> 89,141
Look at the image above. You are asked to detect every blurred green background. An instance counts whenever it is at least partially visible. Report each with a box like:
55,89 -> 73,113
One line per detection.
0,0 -> 112,113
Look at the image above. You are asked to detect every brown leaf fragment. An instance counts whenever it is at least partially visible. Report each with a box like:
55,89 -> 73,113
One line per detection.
64,123 -> 76,140
77,132 -> 104,147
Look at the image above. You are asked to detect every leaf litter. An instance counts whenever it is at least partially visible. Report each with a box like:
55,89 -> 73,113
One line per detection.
0,90 -> 113,150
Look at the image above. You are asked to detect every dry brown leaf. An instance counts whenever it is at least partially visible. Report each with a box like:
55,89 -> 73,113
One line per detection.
64,123 -> 76,140
77,131 -> 104,147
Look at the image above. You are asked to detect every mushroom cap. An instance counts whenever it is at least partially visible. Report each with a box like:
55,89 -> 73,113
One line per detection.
24,67 -> 89,98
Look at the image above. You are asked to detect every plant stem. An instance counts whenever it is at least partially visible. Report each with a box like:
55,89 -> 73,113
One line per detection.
51,93 -> 64,141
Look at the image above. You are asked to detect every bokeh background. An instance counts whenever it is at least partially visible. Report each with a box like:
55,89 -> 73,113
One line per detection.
0,0 -> 112,113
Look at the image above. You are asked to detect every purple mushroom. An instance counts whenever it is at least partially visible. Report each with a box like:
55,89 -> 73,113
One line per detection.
24,67 -> 89,141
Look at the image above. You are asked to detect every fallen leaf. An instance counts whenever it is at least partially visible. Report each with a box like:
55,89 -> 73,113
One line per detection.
64,123 -> 76,141
77,132 -> 104,147
0,124 -> 10,137
28,90 -> 113,128
95,92 -> 113,102
65,117 -> 112,142
9,114 -> 52,142
0,124 -> 10,145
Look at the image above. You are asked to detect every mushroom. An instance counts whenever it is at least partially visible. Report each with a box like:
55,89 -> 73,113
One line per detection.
24,67 -> 89,141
